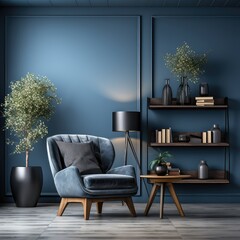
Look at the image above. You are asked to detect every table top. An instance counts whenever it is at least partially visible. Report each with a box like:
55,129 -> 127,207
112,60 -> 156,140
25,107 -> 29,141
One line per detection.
140,174 -> 192,179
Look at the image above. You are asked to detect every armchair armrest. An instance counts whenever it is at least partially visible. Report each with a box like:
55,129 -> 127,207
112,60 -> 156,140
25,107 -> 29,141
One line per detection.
54,166 -> 87,197
107,165 -> 137,179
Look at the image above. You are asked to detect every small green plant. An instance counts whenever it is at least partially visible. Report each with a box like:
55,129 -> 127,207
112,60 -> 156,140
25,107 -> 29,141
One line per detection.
2,73 -> 61,167
164,42 -> 207,84
149,151 -> 173,170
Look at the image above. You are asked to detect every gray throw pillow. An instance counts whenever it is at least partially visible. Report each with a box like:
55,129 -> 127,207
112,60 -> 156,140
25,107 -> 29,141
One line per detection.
56,141 -> 102,174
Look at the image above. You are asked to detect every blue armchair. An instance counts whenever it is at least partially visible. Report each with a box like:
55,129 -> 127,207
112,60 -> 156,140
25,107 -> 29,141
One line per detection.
46,134 -> 138,220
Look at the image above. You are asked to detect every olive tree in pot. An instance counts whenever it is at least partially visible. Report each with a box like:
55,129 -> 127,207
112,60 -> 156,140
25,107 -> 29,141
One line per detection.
2,73 -> 61,207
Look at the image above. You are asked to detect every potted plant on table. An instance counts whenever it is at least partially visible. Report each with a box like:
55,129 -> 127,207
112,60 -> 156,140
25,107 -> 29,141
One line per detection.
164,42 -> 207,105
149,151 -> 172,176
2,73 -> 61,207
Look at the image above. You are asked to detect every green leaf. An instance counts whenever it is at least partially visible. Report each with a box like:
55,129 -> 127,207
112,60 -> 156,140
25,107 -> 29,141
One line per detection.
164,42 -> 207,84
149,151 -> 173,170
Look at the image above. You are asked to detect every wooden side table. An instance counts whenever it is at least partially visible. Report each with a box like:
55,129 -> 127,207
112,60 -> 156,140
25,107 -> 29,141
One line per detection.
140,175 -> 191,219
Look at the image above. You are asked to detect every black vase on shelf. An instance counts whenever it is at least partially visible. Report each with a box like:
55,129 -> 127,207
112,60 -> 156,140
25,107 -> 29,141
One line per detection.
211,124 -> 221,143
199,82 -> 209,96
176,76 -> 191,105
176,78 -> 183,105
155,164 -> 168,176
198,160 -> 208,179
162,79 -> 172,105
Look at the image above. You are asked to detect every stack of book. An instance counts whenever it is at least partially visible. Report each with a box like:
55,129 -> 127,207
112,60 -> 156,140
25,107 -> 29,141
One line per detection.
165,162 -> 181,175
195,96 -> 214,106
156,128 -> 172,143
202,131 -> 212,143
168,168 -> 181,176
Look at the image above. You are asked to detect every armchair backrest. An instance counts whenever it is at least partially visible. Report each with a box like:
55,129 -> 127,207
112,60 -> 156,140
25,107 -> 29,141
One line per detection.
46,134 -> 115,176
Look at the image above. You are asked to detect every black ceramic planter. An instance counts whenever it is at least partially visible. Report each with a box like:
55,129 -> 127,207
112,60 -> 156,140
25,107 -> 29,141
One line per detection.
10,166 -> 43,207
155,165 -> 167,176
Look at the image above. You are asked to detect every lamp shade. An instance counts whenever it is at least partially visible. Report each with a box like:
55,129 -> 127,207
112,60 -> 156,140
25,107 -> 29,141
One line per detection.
112,111 -> 140,132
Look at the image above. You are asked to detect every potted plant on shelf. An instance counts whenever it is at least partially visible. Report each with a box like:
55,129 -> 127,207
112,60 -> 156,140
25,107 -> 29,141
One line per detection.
164,42 -> 207,105
149,151 -> 172,176
2,73 -> 61,207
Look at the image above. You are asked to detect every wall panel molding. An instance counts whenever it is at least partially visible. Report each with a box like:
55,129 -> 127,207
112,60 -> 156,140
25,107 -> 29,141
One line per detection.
4,15 -> 142,200
149,15 -> 240,201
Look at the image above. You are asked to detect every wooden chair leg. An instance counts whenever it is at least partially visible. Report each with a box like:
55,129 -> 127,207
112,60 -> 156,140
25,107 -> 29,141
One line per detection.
57,198 -> 68,216
57,197 -> 136,220
124,197 -> 136,217
83,198 -> 92,220
96,202 -> 103,214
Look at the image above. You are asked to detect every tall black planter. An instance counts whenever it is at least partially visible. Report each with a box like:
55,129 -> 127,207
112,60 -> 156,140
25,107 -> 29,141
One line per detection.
10,166 -> 43,207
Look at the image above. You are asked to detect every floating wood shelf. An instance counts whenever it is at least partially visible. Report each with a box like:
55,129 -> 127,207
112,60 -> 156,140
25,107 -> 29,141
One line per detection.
177,179 -> 229,184
148,97 -> 228,109
176,170 -> 230,184
147,167 -> 229,184
149,142 -> 229,147
149,105 -> 228,109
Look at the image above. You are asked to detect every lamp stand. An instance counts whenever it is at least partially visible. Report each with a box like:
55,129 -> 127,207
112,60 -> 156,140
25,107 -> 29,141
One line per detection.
124,131 -> 149,196
124,131 -> 140,168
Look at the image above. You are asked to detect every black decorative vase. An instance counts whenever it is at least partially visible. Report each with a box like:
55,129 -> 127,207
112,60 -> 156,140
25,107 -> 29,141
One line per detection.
199,82 -> 209,96
162,79 -> 172,105
211,124 -> 221,143
155,164 -> 167,176
10,166 -> 43,207
177,76 -> 191,105
198,160 -> 208,179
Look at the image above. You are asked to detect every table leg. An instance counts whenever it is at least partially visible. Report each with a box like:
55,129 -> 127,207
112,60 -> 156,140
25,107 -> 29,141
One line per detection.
159,183 -> 166,219
167,182 -> 185,217
144,183 -> 159,216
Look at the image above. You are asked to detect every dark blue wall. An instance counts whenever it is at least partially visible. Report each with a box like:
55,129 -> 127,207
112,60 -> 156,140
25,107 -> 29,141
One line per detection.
1,7 -> 240,203
0,11 -> 5,203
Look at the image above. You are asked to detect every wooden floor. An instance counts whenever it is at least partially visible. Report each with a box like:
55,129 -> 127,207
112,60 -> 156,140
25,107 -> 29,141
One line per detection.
0,203 -> 240,239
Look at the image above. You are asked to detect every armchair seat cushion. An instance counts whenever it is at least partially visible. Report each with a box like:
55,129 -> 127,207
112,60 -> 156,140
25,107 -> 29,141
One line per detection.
83,174 -> 136,190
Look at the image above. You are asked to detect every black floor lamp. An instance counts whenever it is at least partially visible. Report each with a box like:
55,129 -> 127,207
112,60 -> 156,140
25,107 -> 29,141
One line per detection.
112,111 -> 141,167
112,111 -> 149,195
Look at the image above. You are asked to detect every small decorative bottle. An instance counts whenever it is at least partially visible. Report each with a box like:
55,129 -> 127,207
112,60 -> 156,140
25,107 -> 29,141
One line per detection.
198,160 -> 208,179
177,76 -> 190,105
183,78 -> 191,105
199,82 -> 209,96
162,79 -> 172,105
176,78 -> 184,105
211,124 -> 221,143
